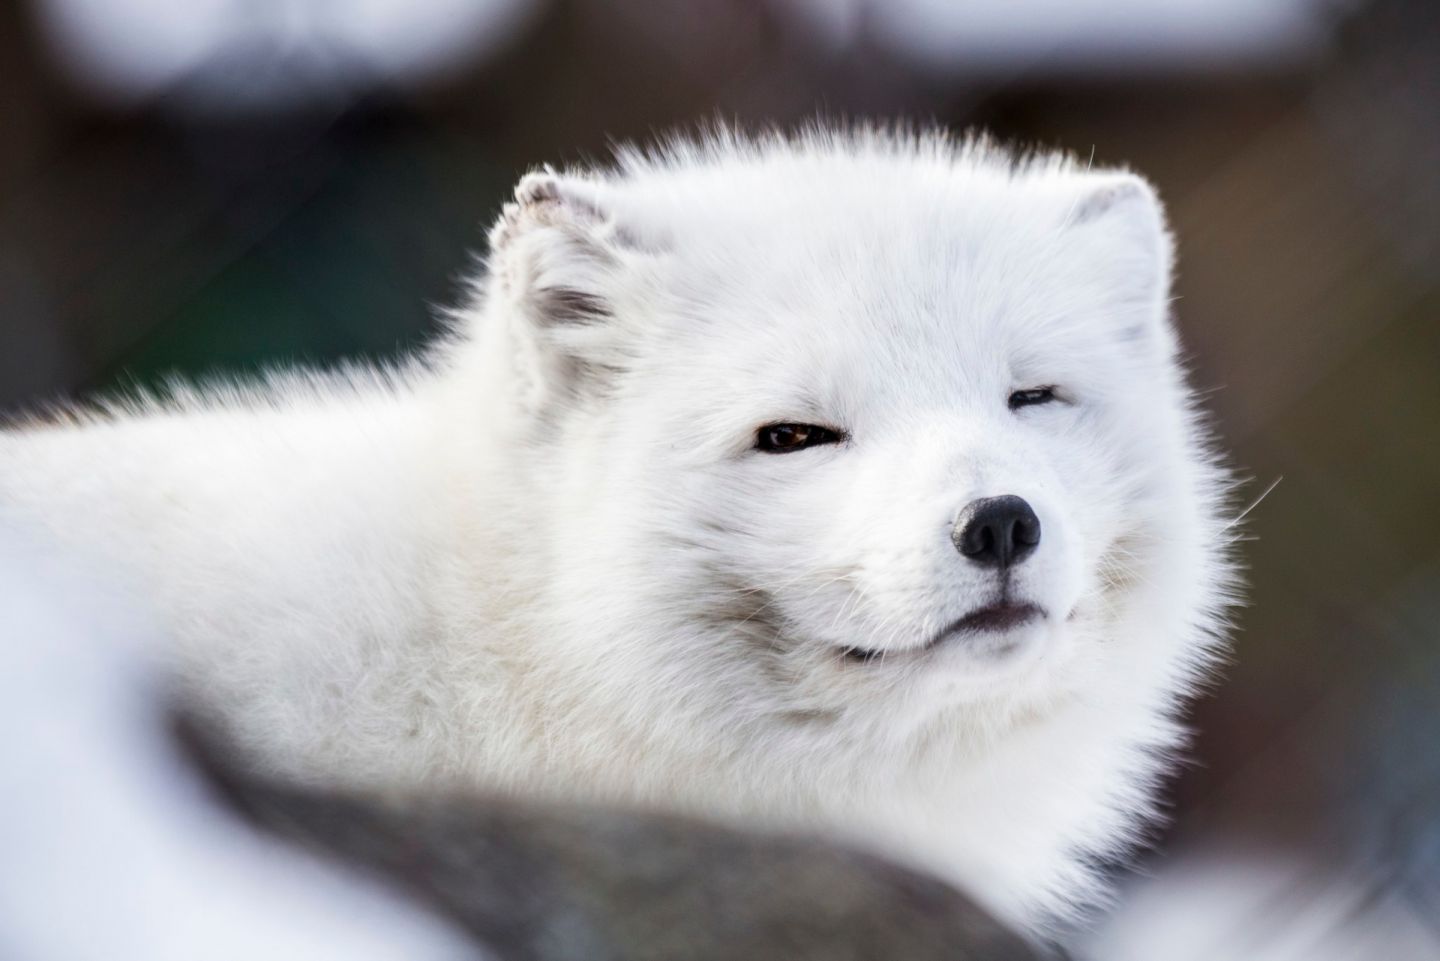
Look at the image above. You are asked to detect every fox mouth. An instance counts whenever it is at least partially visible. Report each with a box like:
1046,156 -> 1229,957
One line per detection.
842,601 -> 1045,663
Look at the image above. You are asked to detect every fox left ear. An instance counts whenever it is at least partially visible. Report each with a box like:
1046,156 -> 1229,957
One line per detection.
1067,173 -> 1175,339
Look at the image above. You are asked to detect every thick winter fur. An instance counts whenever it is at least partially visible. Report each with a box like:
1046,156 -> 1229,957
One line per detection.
0,129 -> 1236,932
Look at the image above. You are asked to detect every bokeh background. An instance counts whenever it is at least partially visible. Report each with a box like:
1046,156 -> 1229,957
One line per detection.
2,0 -> 1437,955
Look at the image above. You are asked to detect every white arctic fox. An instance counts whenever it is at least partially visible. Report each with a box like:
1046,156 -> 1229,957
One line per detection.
0,129 -> 1235,931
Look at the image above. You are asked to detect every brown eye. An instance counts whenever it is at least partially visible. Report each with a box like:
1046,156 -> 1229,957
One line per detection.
755,423 -> 842,453
1008,386 -> 1058,411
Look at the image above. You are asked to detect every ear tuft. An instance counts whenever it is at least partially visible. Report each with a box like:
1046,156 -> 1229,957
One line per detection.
513,169 -> 594,211
1069,174 -> 1165,239
1074,178 -> 1144,222
534,286 -> 613,326
515,169 -> 563,206
488,169 -> 608,256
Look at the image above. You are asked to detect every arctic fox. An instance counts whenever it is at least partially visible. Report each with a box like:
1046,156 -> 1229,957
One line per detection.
0,129 -> 1235,931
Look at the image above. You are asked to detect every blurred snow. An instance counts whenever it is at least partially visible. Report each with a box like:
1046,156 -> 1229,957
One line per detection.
30,0 -> 1352,112
1085,848 -> 1440,961
0,526 -> 478,961
781,0 -> 1346,69
31,0 -> 540,110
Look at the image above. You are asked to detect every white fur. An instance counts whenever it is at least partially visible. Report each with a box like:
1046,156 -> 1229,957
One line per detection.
0,128 -> 1237,933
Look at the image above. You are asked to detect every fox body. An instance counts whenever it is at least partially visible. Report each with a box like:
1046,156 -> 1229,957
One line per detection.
0,130 -> 1235,930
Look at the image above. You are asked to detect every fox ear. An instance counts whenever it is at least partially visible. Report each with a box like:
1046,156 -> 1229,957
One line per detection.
1067,173 -> 1175,341
487,169 -> 653,406
489,169 -> 629,328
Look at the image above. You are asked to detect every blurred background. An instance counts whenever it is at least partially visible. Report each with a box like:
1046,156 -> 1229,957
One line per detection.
1,0 -> 1437,955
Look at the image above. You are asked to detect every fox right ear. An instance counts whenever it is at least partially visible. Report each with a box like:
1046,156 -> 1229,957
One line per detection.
488,170 -> 632,329
486,169 -> 659,410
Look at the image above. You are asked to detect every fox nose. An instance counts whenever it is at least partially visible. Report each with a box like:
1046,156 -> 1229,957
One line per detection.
952,495 -> 1042,570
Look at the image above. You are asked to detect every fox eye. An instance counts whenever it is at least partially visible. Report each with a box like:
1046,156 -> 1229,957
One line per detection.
755,423 -> 843,453
1008,387 -> 1058,411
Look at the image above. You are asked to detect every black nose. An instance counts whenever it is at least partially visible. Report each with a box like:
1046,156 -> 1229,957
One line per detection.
952,495 -> 1042,570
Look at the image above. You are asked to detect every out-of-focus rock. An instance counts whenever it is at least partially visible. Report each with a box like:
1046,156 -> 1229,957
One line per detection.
202,739 -> 1044,961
